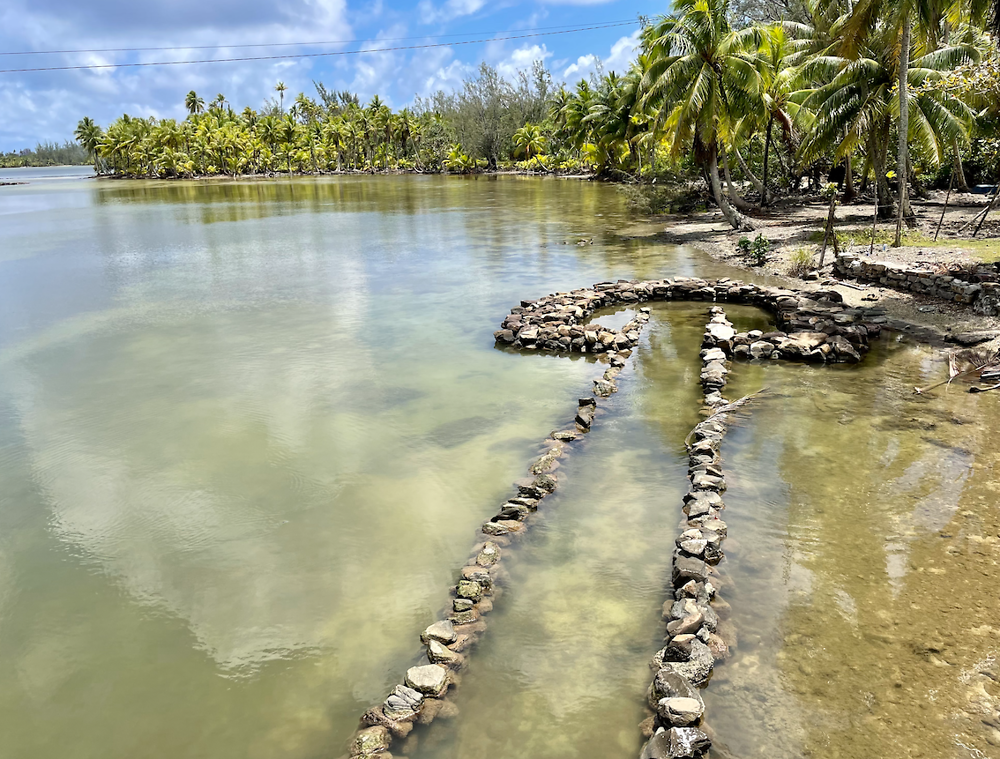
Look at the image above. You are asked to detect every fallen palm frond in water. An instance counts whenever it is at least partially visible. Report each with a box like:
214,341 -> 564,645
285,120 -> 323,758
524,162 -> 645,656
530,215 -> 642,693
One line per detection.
915,345 -> 1000,395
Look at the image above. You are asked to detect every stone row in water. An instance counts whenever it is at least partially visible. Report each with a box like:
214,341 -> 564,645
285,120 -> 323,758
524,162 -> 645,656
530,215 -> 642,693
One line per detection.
700,307 -> 734,409
638,308 -> 742,759
345,312 -> 651,759
493,277 -> 883,363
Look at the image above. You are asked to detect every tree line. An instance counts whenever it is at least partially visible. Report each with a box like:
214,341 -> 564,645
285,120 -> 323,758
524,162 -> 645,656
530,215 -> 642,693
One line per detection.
1,141 -> 88,168
76,0 -> 999,246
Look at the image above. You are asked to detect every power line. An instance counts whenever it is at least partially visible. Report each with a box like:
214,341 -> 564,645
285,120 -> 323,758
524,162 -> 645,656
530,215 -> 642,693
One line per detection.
0,19 -> 639,57
0,22 -> 638,75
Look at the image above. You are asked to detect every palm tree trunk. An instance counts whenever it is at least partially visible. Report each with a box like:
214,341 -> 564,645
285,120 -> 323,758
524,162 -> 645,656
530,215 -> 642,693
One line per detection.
708,146 -> 752,231
843,153 -> 856,201
762,115 -> 773,206
894,14 -> 912,246
952,138 -> 970,192
733,146 -> 767,201
722,147 -> 757,213
871,127 -> 895,218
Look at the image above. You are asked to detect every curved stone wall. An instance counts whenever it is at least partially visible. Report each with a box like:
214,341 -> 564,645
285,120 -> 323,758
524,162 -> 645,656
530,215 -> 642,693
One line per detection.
494,277 -> 882,363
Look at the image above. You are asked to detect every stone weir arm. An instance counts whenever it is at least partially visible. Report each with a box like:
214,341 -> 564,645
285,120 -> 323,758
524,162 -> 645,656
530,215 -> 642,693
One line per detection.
640,307 -> 755,759
345,312 -> 651,759
347,276 -> 886,759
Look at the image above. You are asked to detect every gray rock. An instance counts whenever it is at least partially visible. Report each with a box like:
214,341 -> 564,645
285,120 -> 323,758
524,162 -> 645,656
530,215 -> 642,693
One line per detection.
649,665 -> 702,707
660,697 -> 704,726
453,598 -> 474,612
476,542 -> 501,567
350,726 -> 391,756
666,641 -> 715,686
679,538 -> 707,557
383,685 -> 424,720
456,580 -> 483,601
427,639 -> 461,666
673,556 -> 708,584
640,727 -> 711,759
404,664 -> 449,696
421,620 -> 456,644
666,612 -> 704,636
667,727 -> 711,757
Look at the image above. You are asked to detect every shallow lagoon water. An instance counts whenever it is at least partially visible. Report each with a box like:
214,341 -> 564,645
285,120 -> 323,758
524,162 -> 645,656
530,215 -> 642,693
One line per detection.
0,170 -> 997,759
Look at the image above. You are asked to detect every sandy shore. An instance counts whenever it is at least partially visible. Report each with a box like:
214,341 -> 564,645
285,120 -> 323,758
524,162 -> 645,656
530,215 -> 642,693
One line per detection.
654,192 -> 1000,341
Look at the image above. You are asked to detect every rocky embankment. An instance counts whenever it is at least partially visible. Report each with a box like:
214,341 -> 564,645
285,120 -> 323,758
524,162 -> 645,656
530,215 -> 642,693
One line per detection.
834,253 -> 1000,316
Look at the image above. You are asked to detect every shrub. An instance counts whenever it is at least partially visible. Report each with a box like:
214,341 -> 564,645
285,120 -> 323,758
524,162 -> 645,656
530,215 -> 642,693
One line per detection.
738,234 -> 770,266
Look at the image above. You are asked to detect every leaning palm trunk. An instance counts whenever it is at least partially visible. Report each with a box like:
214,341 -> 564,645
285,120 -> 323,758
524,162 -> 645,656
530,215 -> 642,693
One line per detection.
722,148 -> 758,213
894,15 -> 913,246
708,147 -> 752,231
762,116 -> 773,205
733,146 -> 769,203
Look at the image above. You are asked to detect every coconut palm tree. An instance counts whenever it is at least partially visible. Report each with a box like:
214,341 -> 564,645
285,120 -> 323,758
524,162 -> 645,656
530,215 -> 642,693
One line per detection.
513,123 -> 547,169
74,117 -> 104,173
275,81 -> 288,113
639,0 -> 765,230
185,91 -> 205,116
796,21 -> 977,218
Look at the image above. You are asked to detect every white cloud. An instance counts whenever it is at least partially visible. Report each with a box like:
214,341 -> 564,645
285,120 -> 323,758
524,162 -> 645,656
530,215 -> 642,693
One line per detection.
0,0 -> 351,148
417,0 -> 486,24
492,43 -> 552,81
561,30 -> 639,82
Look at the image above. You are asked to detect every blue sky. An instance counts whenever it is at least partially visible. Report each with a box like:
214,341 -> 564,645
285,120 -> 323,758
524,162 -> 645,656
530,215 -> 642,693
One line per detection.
0,0 -> 664,150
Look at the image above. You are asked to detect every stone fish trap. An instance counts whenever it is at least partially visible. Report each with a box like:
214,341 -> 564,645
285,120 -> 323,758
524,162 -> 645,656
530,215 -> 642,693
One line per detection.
345,277 -> 886,759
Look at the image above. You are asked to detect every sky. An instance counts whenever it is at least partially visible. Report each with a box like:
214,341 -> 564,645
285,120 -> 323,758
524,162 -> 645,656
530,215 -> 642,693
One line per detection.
0,0 -> 665,151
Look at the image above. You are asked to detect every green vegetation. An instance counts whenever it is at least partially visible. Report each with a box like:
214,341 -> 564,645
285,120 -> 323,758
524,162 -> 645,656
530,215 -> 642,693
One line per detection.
807,227 -> 1000,259
738,233 -> 772,265
75,0 -> 1000,248
788,247 -> 816,276
1,141 -> 88,168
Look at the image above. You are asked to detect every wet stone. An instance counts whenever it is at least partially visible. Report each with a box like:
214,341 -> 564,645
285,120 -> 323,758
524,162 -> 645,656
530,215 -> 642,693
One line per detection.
421,620 -> 456,645
673,556 -> 709,584
532,473 -> 558,493
427,639 -> 462,667
456,580 -> 483,601
383,685 -> 424,721
404,664 -> 449,696
452,598 -> 474,612
476,542 -> 501,567
350,726 -> 391,756
661,697 -> 704,727
449,608 -> 480,625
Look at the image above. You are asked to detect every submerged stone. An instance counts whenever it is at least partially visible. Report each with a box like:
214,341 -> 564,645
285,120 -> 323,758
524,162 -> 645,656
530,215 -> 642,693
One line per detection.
350,726 -> 391,756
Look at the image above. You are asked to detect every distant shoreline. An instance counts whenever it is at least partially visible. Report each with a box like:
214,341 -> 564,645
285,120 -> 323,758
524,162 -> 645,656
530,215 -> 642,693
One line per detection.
91,167 -> 599,182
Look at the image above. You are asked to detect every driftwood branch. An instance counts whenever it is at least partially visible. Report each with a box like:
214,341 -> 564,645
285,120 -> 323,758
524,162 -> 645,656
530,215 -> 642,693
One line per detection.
970,383 -> 1000,394
684,389 -> 768,448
